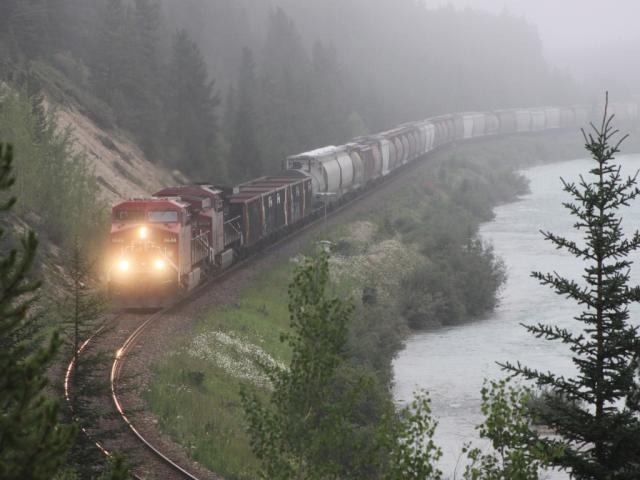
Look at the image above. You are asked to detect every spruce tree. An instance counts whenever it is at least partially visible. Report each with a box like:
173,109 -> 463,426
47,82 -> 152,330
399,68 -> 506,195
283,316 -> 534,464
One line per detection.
55,241 -> 129,478
129,0 -> 164,159
0,143 -> 75,479
165,29 -> 220,179
230,47 -> 262,182
94,0 -> 127,107
502,96 -> 640,478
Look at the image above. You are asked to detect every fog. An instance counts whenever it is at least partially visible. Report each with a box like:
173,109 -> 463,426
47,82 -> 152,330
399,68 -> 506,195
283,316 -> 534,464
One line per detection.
425,0 -> 640,92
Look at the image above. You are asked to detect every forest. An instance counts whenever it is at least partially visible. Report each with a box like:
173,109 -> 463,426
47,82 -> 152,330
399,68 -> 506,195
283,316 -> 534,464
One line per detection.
1,0 -> 576,189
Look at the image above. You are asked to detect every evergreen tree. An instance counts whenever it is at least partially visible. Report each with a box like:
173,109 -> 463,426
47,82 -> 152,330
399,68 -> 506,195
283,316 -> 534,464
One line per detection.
129,0 -> 164,160
3,0 -> 50,59
94,0 -> 127,107
165,29 -> 221,179
310,41 -> 352,144
55,242 -> 129,479
259,8 -> 314,172
502,97 -> 640,478
0,143 -> 75,479
230,47 -> 262,182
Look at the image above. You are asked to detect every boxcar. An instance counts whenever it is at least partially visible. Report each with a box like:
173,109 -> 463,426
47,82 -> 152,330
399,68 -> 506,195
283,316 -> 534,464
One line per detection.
229,175 -> 312,247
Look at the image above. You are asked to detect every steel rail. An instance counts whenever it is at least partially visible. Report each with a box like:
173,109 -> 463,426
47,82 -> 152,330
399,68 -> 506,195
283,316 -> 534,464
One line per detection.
110,310 -> 203,480
64,322 -> 112,456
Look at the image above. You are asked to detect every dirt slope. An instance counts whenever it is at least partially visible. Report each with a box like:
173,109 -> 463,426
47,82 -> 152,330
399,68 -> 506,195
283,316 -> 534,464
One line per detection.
54,101 -> 184,203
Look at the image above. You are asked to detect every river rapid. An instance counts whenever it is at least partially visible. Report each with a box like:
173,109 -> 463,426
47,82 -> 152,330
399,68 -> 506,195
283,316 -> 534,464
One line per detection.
393,154 -> 640,478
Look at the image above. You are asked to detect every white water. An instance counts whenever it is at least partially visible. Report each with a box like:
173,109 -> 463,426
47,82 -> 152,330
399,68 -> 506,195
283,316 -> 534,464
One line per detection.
393,155 -> 640,478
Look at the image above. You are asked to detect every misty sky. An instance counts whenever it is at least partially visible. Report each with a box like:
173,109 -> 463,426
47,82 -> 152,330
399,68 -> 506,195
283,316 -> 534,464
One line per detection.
424,0 -> 640,64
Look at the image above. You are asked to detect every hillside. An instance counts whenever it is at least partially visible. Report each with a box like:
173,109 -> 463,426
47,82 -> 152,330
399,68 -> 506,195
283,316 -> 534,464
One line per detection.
53,100 -> 180,204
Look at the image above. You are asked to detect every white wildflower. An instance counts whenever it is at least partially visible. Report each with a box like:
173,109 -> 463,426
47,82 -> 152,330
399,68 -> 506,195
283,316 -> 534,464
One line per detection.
188,330 -> 286,388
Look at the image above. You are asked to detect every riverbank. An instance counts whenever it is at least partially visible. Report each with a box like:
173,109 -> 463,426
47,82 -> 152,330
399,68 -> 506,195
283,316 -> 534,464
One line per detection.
146,130 -> 639,479
393,152 -> 640,477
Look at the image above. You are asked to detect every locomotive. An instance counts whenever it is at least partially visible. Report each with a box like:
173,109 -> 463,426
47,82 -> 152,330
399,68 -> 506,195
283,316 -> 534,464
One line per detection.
108,101 -> 639,305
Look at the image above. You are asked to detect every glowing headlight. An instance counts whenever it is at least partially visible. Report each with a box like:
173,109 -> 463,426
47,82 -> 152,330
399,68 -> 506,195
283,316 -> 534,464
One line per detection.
139,226 -> 148,239
154,259 -> 166,271
118,259 -> 130,272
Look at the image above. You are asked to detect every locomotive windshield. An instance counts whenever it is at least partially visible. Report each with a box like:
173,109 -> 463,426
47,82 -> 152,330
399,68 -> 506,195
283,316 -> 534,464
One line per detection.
115,210 -> 145,222
148,211 -> 179,223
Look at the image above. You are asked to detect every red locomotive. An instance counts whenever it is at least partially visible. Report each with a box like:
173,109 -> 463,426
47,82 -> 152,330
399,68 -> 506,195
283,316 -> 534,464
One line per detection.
107,175 -> 312,306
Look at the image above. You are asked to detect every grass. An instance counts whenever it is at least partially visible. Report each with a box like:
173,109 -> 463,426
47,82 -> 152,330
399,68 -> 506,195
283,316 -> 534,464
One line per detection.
146,260 -> 295,478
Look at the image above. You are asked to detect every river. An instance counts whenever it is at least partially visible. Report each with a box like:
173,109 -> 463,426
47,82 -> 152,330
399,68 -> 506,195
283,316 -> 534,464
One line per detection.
392,154 -> 640,478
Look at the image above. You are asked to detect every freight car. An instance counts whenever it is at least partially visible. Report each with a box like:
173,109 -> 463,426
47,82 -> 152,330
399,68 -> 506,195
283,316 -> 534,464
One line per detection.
108,100 -> 640,306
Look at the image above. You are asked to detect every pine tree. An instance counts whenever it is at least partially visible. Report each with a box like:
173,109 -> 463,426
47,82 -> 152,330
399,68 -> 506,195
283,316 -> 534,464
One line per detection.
3,0 -> 51,59
259,8 -> 314,172
165,29 -> 221,179
94,0 -> 127,106
502,96 -> 640,478
230,47 -> 262,182
55,241 -> 128,478
0,143 -> 75,479
129,0 -> 164,160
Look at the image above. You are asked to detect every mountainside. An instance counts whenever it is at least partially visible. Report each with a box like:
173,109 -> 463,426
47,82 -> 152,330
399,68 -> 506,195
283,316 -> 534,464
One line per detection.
53,98 -> 181,204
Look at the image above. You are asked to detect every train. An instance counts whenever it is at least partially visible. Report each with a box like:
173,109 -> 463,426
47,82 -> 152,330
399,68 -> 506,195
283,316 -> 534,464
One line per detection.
107,102 -> 639,306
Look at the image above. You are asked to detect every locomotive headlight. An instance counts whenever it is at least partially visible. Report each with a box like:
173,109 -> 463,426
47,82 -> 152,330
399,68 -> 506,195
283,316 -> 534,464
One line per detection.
118,259 -> 130,272
139,226 -> 148,239
154,258 -> 166,271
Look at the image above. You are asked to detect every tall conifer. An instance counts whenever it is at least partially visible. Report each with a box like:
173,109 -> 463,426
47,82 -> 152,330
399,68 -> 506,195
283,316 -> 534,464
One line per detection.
230,47 -> 261,182
166,29 -> 220,179
503,96 -> 640,478
0,144 -> 75,479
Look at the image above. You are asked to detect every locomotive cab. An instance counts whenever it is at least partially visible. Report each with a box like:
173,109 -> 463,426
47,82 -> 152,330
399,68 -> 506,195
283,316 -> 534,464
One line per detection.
108,199 -> 186,306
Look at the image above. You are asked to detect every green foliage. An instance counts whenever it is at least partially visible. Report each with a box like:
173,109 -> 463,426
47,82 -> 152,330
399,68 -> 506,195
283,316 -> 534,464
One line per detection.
49,242 -> 123,478
463,380 -> 561,480
241,251 -> 385,479
378,392 -> 443,480
97,454 -> 131,480
0,87 -> 106,246
0,143 -> 76,479
502,98 -> 640,478
393,156 -> 510,329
